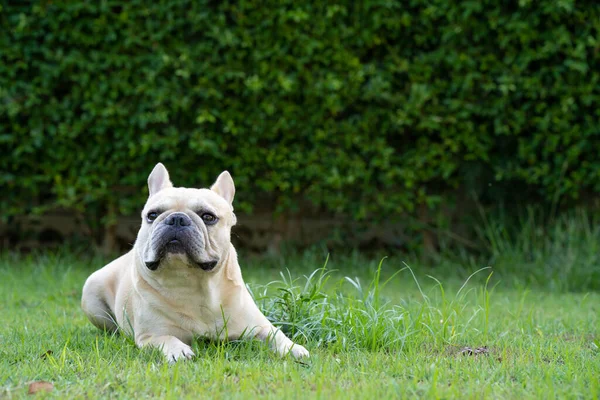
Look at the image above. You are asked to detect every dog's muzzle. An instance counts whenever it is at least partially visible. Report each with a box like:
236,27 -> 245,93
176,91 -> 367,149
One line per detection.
154,212 -> 196,257
144,212 -> 218,271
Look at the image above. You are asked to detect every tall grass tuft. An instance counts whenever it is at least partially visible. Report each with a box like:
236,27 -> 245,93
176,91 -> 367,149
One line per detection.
249,257 -> 493,353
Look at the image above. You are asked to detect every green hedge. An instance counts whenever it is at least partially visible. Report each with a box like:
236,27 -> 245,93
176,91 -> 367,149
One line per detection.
2,1 -> 600,233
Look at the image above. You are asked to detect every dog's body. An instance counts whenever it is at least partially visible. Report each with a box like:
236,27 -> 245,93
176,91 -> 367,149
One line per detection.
81,164 -> 309,362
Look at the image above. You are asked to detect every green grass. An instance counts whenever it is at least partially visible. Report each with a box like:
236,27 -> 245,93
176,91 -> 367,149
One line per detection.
0,248 -> 598,399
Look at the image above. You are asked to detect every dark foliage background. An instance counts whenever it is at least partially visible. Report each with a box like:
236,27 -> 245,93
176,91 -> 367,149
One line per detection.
2,1 -> 600,247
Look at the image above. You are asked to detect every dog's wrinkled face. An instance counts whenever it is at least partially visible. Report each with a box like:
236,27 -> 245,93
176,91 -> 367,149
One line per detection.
135,163 -> 236,272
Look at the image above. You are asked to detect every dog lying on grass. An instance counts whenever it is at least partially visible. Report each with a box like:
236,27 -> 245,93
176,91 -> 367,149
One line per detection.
81,163 -> 309,362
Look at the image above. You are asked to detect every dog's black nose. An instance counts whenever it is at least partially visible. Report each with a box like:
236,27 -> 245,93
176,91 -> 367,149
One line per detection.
164,212 -> 192,227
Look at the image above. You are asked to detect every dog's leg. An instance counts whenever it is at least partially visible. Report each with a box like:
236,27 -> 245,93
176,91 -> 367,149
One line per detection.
81,274 -> 118,332
234,291 -> 310,358
252,320 -> 310,359
136,333 -> 195,363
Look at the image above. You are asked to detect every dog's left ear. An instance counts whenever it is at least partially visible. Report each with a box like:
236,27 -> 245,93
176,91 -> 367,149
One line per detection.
210,171 -> 235,205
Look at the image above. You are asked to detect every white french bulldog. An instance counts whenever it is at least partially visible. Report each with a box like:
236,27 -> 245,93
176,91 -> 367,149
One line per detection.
81,163 -> 309,362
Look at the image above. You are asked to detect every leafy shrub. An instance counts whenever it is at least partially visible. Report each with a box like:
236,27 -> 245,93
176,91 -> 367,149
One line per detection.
2,1 -> 599,237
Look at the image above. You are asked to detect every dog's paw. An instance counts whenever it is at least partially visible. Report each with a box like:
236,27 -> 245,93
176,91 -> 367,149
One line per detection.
289,343 -> 310,359
278,342 -> 310,359
164,342 -> 195,364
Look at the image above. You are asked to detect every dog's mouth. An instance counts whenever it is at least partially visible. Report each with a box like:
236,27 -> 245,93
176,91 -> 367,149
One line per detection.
144,227 -> 219,272
155,232 -> 190,258
144,259 -> 218,271
165,239 -> 184,253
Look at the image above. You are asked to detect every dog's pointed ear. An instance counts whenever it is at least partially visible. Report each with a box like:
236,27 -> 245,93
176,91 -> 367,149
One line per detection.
148,163 -> 173,197
210,171 -> 235,205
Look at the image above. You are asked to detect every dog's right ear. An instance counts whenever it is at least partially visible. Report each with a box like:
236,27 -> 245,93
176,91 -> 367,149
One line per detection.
148,163 -> 173,197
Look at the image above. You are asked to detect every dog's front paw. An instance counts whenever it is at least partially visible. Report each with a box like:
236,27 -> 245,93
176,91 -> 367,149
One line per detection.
164,341 -> 195,364
289,343 -> 310,359
278,341 -> 310,359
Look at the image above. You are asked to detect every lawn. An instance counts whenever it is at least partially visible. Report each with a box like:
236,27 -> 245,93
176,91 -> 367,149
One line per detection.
0,248 -> 598,399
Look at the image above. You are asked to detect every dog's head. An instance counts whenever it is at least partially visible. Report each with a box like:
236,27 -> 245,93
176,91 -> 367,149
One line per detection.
135,163 -> 236,272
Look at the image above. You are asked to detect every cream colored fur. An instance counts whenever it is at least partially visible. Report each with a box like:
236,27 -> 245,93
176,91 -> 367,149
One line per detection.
81,163 -> 309,363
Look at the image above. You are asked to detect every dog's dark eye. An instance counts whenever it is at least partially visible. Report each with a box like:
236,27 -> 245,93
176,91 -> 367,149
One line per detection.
201,213 -> 218,225
147,211 -> 159,222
